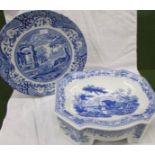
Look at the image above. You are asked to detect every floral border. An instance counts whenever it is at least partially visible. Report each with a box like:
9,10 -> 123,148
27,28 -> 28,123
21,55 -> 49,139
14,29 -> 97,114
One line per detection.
56,69 -> 155,128
0,10 -> 87,96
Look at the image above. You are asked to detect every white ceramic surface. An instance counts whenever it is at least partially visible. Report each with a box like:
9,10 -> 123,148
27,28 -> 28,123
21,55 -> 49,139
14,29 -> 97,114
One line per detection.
56,69 -> 155,144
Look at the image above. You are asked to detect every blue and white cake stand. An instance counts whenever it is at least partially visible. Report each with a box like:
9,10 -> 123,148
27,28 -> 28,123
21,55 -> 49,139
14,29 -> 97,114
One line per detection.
0,10 -> 87,96
55,69 -> 155,144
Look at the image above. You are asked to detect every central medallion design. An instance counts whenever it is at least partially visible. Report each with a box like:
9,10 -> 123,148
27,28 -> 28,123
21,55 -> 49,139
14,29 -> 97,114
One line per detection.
15,28 -> 72,82
73,85 -> 139,117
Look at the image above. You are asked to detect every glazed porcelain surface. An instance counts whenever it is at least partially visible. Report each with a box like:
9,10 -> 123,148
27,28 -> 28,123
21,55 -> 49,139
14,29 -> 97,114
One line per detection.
0,10 -> 87,96
56,69 -> 155,144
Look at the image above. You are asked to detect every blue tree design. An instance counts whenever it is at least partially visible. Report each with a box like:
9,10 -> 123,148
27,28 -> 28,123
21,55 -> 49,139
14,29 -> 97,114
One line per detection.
74,85 -> 139,117
83,85 -> 108,95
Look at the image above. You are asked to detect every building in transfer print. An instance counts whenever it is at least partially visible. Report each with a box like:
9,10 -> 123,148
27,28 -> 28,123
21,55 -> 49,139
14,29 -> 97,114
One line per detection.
17,45 -> 39,71
16,43 -> 69,71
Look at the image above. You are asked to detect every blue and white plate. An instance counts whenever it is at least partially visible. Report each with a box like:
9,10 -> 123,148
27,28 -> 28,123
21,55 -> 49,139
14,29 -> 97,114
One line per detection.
56,69 -> 155,144
0,11 -> 87,96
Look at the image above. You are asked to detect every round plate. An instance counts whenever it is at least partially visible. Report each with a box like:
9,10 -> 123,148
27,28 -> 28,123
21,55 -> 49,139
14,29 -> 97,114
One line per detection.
0,11 -> 87,96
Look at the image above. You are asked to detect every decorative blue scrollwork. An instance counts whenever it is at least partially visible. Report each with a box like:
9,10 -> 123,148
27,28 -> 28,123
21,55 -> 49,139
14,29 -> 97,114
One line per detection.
0,11 -> 87,96
56,69 -> 155,128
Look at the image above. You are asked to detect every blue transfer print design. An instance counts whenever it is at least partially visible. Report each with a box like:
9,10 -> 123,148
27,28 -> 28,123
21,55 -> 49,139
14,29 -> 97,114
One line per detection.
56,69 -> 155,128
83,85 -> 108,94
15,28 -> 72,82
133,124 -> 146,139
74,85 -> 139,117
0,10 -> 87,96
59,118 -> 136,144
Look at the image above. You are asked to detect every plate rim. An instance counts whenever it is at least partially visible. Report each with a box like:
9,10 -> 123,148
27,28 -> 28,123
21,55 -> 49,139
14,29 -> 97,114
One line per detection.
0,10 -> 87,96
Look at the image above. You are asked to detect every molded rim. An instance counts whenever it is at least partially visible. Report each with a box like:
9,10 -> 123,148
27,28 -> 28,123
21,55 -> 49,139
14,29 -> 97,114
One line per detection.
55,69 -> 155,130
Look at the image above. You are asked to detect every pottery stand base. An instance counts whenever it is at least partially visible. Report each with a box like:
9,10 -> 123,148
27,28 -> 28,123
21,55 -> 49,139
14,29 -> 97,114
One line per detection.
58,119 -> 146,144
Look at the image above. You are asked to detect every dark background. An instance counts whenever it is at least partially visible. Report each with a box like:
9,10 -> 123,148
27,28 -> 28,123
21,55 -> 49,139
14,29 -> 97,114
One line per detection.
0,10 -> 155,129
137,11 -> 155,91
0,11 -> 13,129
